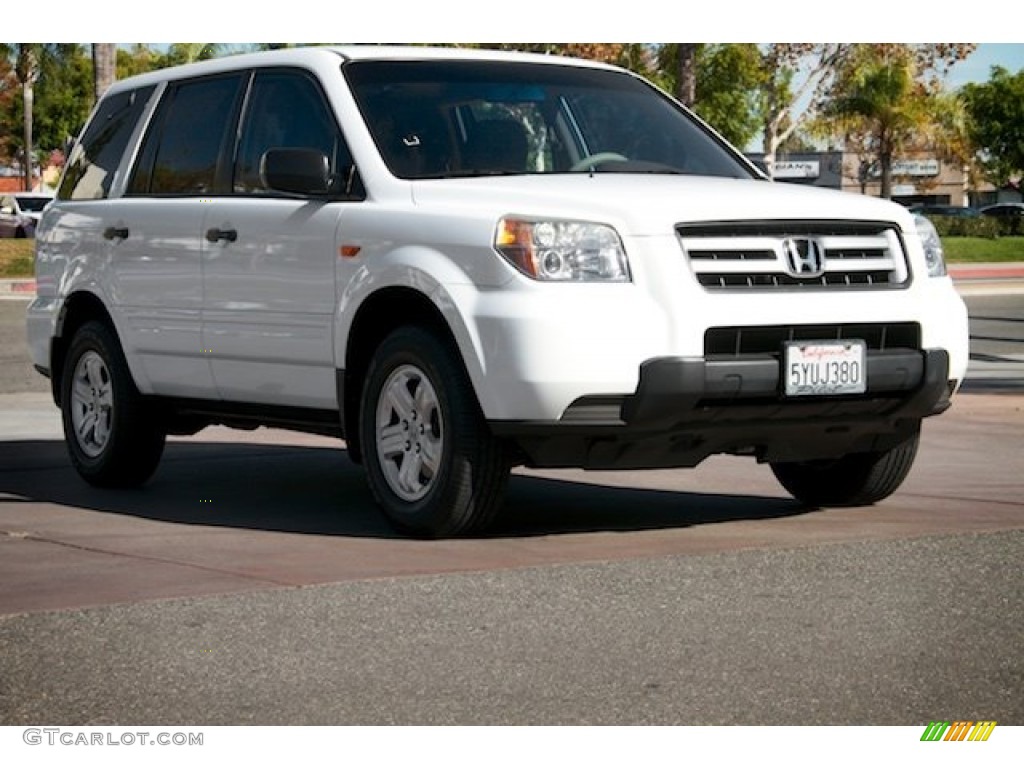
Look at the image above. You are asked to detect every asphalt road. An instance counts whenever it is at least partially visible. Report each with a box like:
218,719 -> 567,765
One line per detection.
2,531 -> 1021,725
965,291 -> 1024,391
1,288 -> 1022,726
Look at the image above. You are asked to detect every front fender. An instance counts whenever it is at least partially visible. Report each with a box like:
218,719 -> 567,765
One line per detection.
336,244 -> 495,414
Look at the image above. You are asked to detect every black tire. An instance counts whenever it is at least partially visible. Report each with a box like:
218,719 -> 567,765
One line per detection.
14,226 -> 26,239
359,326 -> 509,538
60,321 -> 166,487
770,431 -> 920,507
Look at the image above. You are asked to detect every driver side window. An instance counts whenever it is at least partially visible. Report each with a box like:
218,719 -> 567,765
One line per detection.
234,70 -> 356,196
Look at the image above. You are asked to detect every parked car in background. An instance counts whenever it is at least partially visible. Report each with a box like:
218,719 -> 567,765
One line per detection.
908,204 -> 980,218
980,203 -> 1024,218
0,192 -> 54,237
980,203 -> 1024,235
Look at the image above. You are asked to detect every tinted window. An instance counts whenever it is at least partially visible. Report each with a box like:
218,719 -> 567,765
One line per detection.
58,85 -> 155,201
345,60 -> 754,180
234,71 -> 350,194
130,75 -> 243,195
15,196 -> 50,212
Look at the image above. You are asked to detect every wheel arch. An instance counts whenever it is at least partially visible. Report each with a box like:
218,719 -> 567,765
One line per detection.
341,286 -> 480,464
51,291 -> 121,407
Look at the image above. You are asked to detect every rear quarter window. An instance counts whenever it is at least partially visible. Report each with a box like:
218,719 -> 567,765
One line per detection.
58,85 -> 156,201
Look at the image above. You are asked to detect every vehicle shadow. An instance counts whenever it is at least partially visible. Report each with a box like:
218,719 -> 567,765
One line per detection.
0,438 -> 806,540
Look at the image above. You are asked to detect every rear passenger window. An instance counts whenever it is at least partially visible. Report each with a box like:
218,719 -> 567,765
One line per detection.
58,86 -> 155,201
129,75 -> 243,195
234,71 -> 350,194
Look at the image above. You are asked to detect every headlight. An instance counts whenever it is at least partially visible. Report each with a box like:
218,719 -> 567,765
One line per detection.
495,218 -> 630,282
914,214 -> 946,278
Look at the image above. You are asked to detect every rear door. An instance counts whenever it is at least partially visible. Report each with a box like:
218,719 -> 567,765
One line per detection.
111,73 -> 245,397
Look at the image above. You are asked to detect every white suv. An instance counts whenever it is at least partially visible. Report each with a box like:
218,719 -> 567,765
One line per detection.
26,47 -> 969,537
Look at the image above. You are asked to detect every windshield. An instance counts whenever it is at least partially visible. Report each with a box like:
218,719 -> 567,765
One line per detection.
345,60 -> 755,181
15,196 -> 50,212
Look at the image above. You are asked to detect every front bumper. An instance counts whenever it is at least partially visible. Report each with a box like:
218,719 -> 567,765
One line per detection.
492,348 -> 953,470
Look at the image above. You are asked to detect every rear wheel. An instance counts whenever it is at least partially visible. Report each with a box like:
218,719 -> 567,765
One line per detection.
359,326 -> 509,538
770,431 -> 920,507
61,321 -> 165,487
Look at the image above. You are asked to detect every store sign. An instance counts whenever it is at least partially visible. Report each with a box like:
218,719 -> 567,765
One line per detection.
872,159 -> 940,178
774,160 -> 821,179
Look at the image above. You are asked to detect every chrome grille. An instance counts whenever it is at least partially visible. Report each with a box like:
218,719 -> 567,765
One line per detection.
678,221 -> 910,290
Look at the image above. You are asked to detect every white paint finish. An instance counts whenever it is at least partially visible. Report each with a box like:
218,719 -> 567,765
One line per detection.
200,198 -> 344,408
27,46 -> 970,438
409,174 -> 916,237
102,198 -> 214,397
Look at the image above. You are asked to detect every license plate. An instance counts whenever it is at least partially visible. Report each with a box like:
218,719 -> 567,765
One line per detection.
784,340 -> 866,397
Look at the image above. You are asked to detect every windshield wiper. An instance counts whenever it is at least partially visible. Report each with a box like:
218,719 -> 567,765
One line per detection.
416,169 -> 528,180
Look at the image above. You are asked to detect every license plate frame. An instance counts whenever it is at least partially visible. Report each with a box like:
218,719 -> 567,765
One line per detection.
783,340 -> 867,397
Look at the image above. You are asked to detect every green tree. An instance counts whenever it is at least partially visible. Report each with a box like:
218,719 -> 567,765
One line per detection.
655,44 -> 763,146
1,45 -> 93,175
34,45 -> 93,152
692,44 -> 763,149
658,43 -> 699,106
160,43 -> 224,66
117,44 -> 162,78
962,66 -> 1024,186
817,44 -> 975,198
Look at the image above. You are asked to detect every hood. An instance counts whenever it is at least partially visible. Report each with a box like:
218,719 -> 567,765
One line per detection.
410,175 -> 915,236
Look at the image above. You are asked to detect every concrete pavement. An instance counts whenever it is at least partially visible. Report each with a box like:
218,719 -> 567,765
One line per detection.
0,277 -> 36,298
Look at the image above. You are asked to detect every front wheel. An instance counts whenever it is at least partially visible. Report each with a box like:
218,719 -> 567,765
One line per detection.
770,431 -> 920,507
359,326 -> 509,538
61,321 -> 166,487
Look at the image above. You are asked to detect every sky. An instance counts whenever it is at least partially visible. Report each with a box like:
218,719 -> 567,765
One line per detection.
946,43 -> 1024,87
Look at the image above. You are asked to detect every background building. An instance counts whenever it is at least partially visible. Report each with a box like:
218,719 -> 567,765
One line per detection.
746,150 -> 1022,209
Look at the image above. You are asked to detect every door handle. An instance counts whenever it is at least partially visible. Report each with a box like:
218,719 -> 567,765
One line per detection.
103,226 -> 129,241
205,227 -> 238,244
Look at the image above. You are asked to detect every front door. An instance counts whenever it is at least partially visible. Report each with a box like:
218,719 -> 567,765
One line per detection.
202,69 -> 359,409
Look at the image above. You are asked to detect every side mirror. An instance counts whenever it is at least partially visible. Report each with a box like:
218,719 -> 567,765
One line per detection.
260,148 -> 330,196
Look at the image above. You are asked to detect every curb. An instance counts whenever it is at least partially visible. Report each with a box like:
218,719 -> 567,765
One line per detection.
948,263 -> 1024,281
0,278 -> 36,297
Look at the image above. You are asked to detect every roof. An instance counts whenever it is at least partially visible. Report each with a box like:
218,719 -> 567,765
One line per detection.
103,45 -> 621,95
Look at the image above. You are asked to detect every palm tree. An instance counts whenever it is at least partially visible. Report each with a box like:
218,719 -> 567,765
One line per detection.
658,44 -> 699,107
825,51 -> 930,199
14,44 -> 40,191
92,44 -> 117,103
